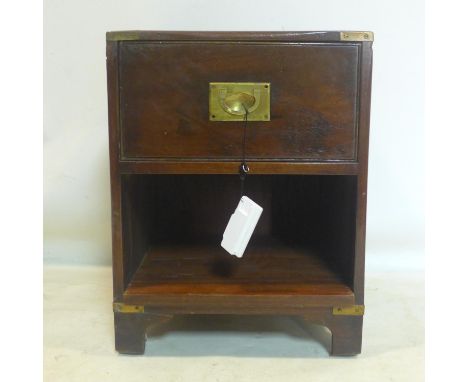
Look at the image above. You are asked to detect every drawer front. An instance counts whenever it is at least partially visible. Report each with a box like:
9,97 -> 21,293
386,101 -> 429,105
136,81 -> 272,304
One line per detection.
119,41 -> 360,161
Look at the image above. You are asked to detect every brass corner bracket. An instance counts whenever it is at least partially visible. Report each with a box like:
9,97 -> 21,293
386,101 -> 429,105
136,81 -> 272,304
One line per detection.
113,303 -> 145,313
106,31 -> 141,41
340,31 -> 374,42
332,305 -> 365,316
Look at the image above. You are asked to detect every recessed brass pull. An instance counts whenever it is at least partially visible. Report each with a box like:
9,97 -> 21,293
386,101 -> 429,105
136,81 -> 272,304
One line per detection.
221,91 -> 257,115
209,82 -> 270,121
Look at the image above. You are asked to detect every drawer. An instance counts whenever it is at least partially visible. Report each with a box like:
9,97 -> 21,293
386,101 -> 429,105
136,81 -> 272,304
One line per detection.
119,41 -> 360,161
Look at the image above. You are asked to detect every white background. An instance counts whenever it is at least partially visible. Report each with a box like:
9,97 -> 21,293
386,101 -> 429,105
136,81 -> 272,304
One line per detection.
0,0 -> 458,381
44,0 -> 424,268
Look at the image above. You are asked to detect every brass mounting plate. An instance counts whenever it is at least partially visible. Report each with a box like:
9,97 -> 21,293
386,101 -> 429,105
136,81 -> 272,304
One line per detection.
106,31 -> 141,41
333,305 -> 365,316
209,82 -> 270,121
113,303 -> 144,313
340,31 -> 374,42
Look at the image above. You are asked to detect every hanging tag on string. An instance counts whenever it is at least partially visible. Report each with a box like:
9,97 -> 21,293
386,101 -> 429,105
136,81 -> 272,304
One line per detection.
239,108 -> 250,198
221,107 -> 263,258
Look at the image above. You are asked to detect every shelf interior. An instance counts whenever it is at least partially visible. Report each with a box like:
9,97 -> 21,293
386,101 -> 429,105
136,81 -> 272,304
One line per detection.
125,237 -> 353,297
121,174 -> 357,301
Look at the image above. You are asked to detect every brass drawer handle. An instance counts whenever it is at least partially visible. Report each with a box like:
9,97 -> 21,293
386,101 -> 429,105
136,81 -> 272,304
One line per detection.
209,82 -> 270,121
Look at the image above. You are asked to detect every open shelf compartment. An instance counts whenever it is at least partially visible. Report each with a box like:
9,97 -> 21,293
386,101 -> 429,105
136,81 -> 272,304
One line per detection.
120,174 -> 358,307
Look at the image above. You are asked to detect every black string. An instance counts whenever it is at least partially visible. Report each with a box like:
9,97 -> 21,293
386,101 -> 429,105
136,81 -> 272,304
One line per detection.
239,107 -> 249,197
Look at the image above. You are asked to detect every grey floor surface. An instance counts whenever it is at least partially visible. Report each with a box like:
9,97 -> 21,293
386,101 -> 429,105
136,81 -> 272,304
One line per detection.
44,264 -> 424,381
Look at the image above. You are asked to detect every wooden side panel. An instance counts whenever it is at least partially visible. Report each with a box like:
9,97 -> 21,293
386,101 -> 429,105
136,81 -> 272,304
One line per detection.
107,41 -> 125,299
353,42 -> 373,304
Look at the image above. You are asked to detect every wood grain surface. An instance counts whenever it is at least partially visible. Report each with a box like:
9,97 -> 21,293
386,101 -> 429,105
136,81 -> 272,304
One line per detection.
119,42 -> 359,161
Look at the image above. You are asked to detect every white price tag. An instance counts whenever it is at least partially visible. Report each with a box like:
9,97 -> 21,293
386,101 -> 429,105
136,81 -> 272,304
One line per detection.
221,196 -> 263,258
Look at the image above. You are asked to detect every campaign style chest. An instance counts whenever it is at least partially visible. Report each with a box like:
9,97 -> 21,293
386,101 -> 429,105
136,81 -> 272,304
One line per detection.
106,31 -> 373,356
